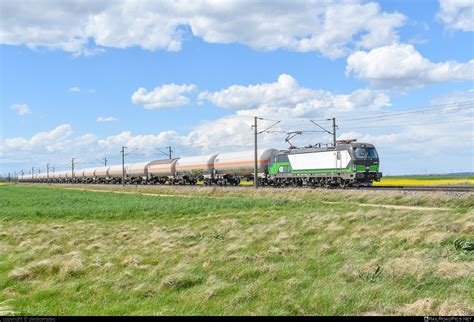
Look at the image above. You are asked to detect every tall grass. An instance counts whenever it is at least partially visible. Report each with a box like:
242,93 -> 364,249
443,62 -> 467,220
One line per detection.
0,301 -> 14,315
0,185 -> 472,315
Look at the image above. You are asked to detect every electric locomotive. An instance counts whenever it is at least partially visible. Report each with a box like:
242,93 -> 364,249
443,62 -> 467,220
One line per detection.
267,140 -> 382,187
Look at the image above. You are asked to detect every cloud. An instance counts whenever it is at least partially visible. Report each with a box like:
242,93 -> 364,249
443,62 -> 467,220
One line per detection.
0,0 -> 405,58
68,86 -> 81,93
131,84 -> 196,109
186,116 -> 256,151
96,116 -> 118,122
97,130 -> 186,156
437,0 -> 474,31
10,104 -> 31,116
1,124 -> 85,153
346,43 -> 474,89
199,74 -> 390,119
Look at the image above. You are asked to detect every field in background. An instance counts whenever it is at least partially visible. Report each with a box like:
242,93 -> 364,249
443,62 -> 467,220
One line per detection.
0,184 -> 473,315
211,175 -> 474,187
375,175 -> 474,187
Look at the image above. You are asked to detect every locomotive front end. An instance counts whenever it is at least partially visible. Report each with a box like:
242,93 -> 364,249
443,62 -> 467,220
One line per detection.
351,143 -> 382,185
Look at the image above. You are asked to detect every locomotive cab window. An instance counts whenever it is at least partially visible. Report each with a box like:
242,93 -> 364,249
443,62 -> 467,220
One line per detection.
366,148 -> 378,159
354,148 -> 366,159
354,147 -> 378,159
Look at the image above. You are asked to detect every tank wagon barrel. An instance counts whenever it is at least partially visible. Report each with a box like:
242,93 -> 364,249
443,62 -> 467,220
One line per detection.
173,154 -> 218,185
147,159 -> 177,184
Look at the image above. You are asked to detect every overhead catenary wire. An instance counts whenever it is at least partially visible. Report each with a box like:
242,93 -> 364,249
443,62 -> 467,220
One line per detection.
334,102 -> 474,124
339,117 -> 473,131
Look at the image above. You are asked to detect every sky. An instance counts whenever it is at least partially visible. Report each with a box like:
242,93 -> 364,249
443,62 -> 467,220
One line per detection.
0,0 -> 473,176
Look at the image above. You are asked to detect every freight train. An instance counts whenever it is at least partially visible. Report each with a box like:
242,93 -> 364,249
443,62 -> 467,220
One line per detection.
19,140 -> 382,188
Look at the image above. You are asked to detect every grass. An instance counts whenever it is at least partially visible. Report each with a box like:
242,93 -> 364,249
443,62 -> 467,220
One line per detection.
375,175 -> 474,187
0,184 -> 473,315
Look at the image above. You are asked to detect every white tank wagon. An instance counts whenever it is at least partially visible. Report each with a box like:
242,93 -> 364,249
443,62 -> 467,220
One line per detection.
174,154 -> 218,184
80,167 -> 97,183
41,173 -> 50,182
147,159 -> 178,184
65,170 -> 77,182
125,161 -> 154,184
49,172 -> 57,182
53,171 -> 61,182
94,166 -> 110,183
212,149 -> 277,185
56,171 -> 67,183
107,164 -> 130,183
36,173 -> 44,182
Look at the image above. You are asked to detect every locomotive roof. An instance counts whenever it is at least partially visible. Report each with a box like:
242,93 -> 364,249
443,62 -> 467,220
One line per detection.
277,142 -> 375,155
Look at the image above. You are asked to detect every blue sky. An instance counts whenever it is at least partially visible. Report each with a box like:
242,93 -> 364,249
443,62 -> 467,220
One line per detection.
1,0 -> 473,176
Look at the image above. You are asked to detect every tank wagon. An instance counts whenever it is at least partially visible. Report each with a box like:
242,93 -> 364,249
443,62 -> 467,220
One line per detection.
147,159 -> 178,184
212,149 -> 277,185
174,154 -> 218,185
21,141 -> 382,187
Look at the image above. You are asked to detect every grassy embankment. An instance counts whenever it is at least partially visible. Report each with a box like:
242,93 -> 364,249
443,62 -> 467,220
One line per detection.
0,184 -> 473,315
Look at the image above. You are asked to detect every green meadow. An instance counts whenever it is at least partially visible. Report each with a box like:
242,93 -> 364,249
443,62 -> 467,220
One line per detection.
0,184 -> 472,315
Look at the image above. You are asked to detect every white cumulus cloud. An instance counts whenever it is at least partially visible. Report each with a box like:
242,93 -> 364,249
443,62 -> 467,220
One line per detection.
199,74 -> 390,119
0,124 -> 96,154
131,84 -> 197,109
437,0 -> 474,31
0,0 -> 405,58
346,43 -> 474,89
10,104 -> 31,116
96,116 -> 118,122
97,130 -> 188,157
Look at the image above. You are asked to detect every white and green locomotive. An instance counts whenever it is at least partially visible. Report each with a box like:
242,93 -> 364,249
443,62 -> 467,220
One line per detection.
267,141 -> 382,188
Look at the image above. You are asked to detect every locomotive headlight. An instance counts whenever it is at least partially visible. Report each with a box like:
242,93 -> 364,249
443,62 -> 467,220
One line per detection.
352,164 -> 356,171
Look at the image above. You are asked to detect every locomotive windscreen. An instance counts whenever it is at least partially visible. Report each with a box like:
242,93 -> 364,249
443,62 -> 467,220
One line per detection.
354,147 -> 378,159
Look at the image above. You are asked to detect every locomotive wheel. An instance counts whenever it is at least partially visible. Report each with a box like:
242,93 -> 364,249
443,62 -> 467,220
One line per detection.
339,180 -> 348,188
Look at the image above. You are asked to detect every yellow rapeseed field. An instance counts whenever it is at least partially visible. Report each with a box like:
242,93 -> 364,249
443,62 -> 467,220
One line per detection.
374,177 -> 474,186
